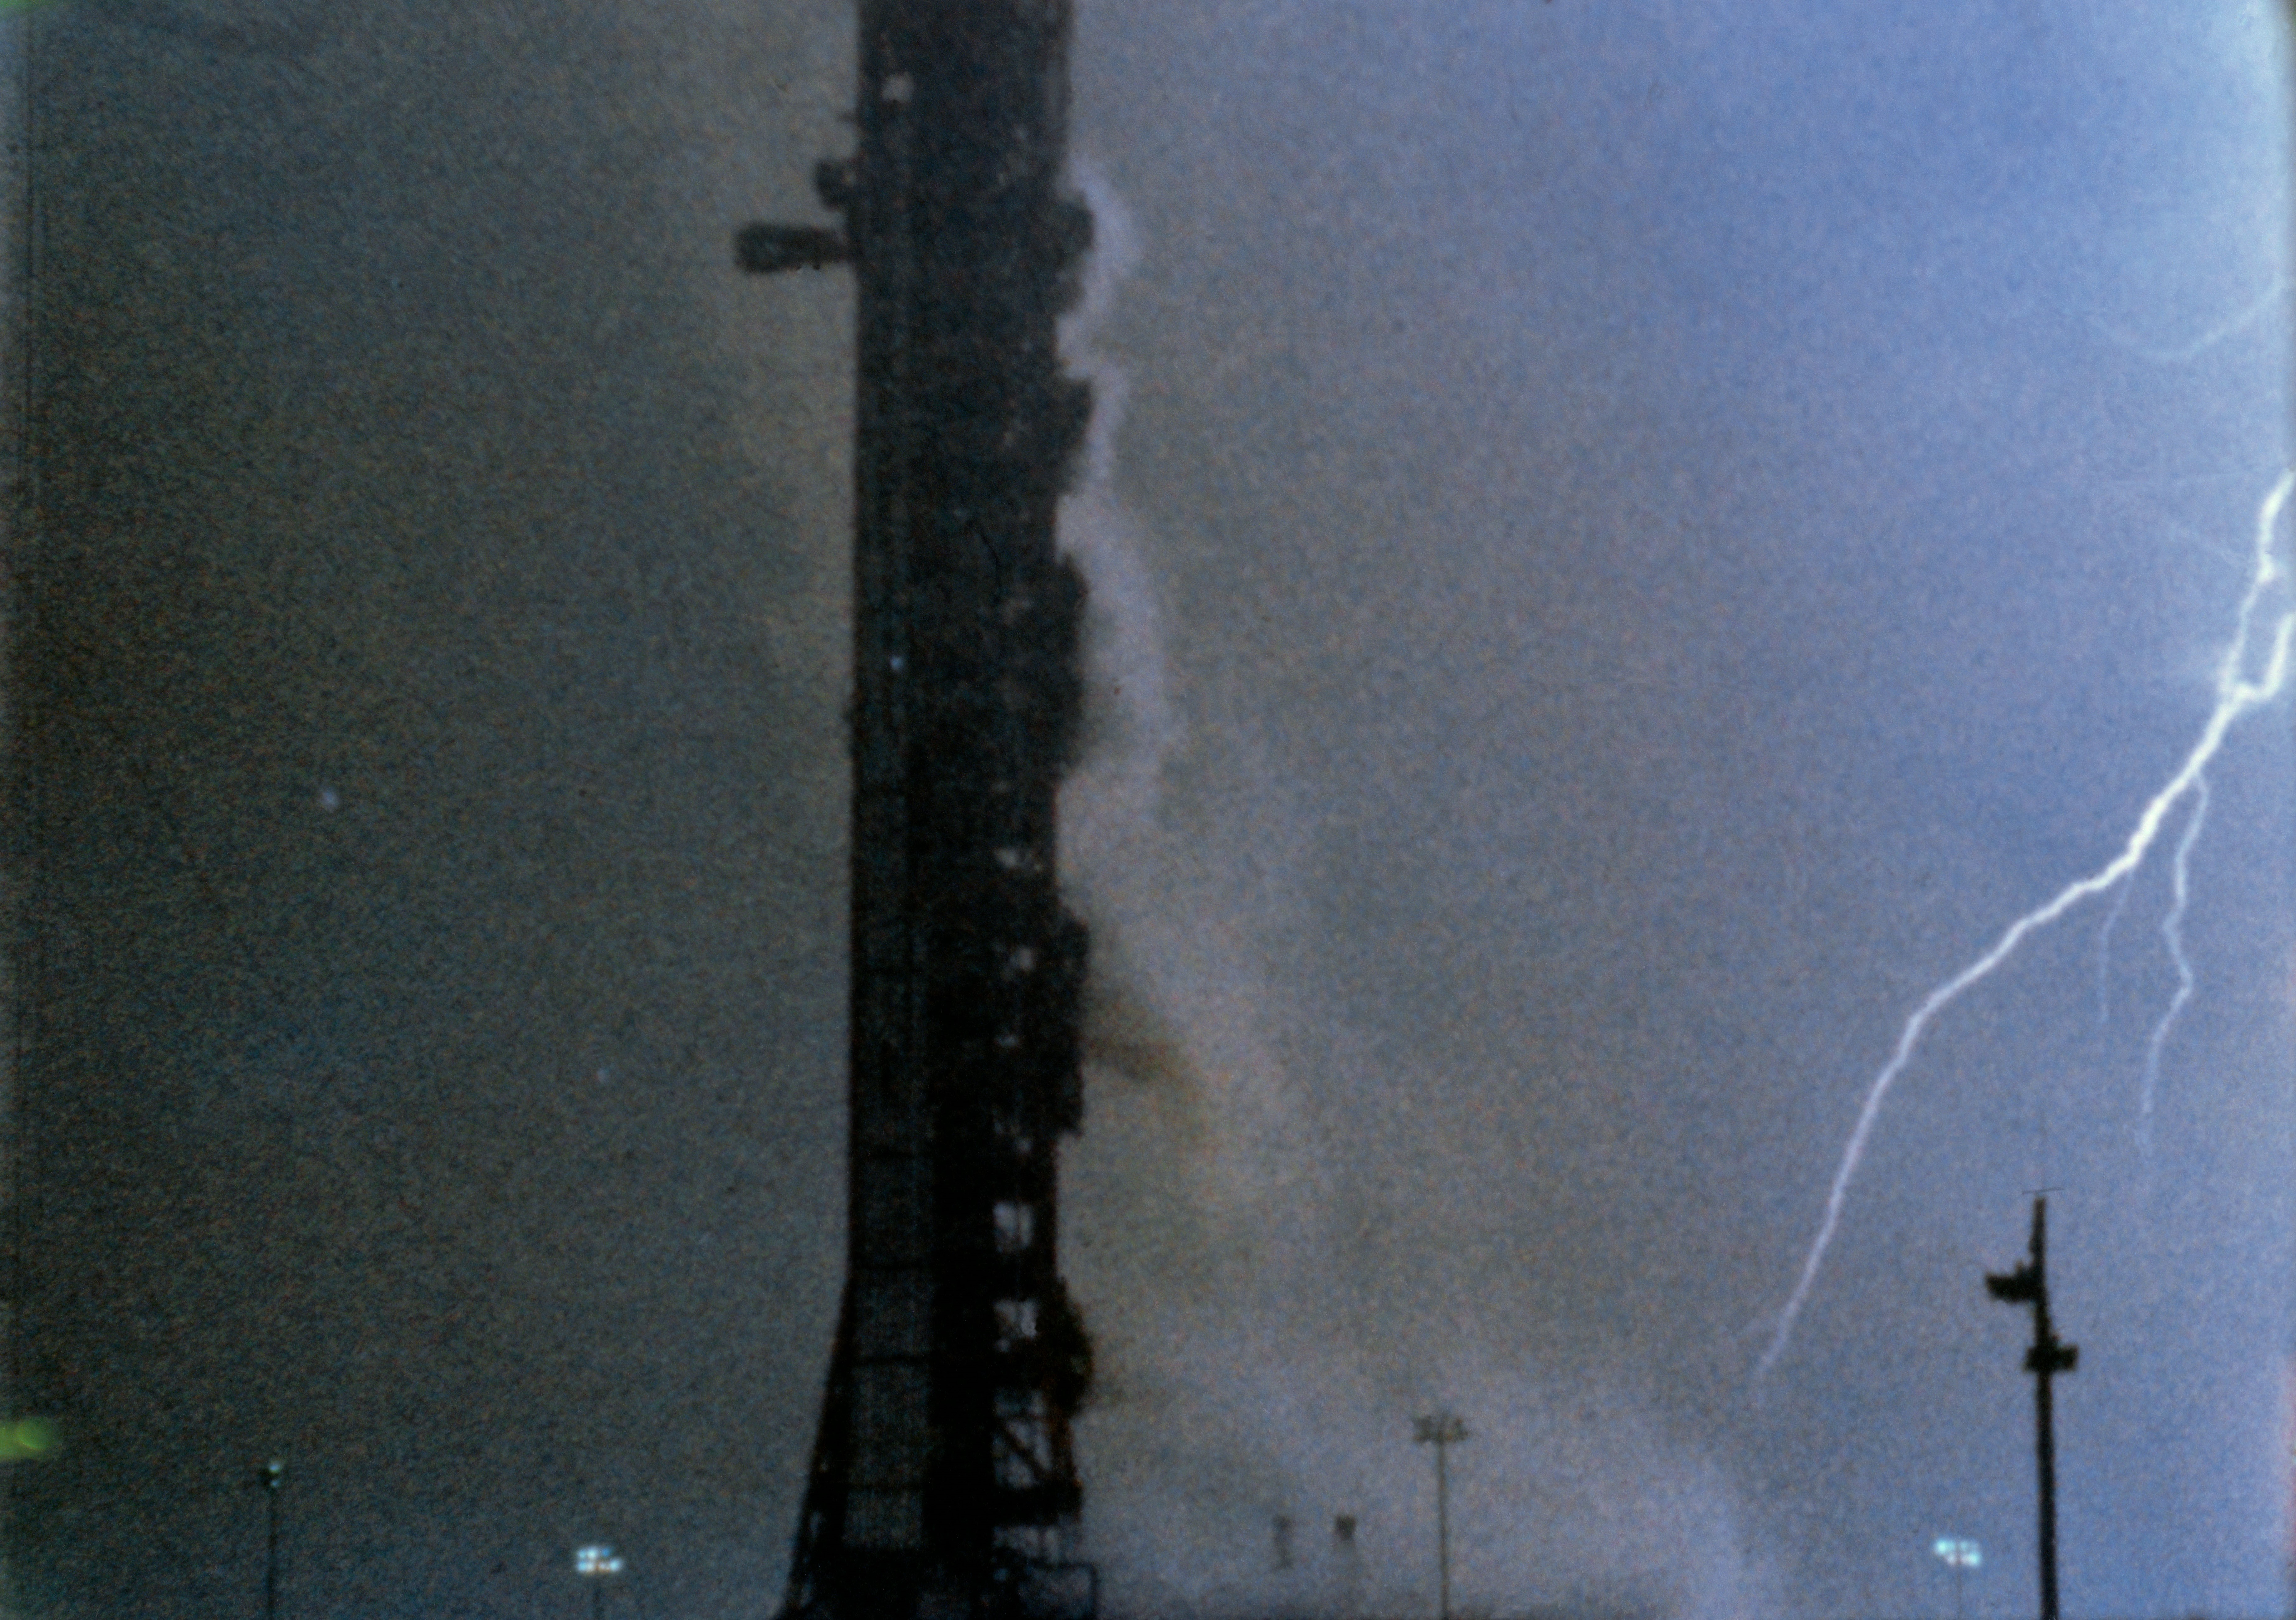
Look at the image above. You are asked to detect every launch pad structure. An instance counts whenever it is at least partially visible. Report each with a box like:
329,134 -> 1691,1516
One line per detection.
739,4 -> 1101,1619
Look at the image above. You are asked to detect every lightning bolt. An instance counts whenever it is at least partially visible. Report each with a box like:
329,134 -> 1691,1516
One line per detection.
2092,276 -> 2290,367
2095,868 -> 2132,1028
2138,773 -> 2209,1153
1759,471 -> 2296,1380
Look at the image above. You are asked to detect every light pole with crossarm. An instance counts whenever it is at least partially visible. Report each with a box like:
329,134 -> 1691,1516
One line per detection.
1413,1412 -> 1468,1620
574,1545 -> 625,1620
1933,1536 -> 1982,1620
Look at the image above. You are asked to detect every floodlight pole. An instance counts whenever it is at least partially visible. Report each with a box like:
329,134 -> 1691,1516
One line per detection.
575,1545 -> 625,1620
251,1459 -> 284,1620
1986,1197 -> 2078,1620
1413,1412 -> 1468,1620
1932,1538 -> 1981,1620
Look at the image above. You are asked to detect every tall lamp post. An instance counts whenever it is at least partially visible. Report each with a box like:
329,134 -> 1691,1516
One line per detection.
249,1459 -> 284,1620
574,1545 -> 625,1620
1413,1412 -> 1469,1620
1986,1197 -> 2077,1620
1933,1536 -> 1982,1620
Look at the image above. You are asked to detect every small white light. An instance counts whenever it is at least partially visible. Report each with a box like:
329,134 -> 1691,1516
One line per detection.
994,1298 -> 1039,1348
993,1202 -> 1035,1254
576,1545 -> 626,1576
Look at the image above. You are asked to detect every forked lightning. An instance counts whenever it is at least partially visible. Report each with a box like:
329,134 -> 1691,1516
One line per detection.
1760,473 -> 2295,1379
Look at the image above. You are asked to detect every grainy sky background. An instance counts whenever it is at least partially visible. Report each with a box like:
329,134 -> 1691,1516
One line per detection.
5,3 -> 2292,1619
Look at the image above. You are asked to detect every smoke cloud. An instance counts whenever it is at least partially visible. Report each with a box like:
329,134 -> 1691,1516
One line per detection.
1052,171 -> 1774,1620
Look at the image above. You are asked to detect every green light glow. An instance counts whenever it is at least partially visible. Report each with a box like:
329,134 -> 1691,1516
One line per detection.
2,1418 -> 56,1458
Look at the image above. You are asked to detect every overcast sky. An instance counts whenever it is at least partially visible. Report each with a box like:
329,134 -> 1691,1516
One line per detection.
8,3 -> 2292,1619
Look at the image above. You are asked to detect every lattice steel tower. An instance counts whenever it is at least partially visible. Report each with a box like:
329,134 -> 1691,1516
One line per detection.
738,5 -> 1098,1618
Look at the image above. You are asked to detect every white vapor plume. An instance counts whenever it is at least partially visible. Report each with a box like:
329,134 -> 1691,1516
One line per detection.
2137,773 -> 2208,1152
1759,471 -> 2296,1379
1055,162 -> 1176,847
1051,172 -> 1773,1620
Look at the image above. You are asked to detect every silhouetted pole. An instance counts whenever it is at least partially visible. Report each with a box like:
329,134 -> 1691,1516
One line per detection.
1985,1197 -> 2078,1620
251,1459 -> 284,1620
1413,1412 -> 1468,1620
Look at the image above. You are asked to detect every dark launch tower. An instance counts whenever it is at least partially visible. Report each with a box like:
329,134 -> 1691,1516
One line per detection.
739,5 -> 1098,1619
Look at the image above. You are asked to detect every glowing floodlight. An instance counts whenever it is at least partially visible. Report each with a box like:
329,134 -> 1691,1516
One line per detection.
575,1545 -> 625,1576
1933,1538 -> 1981,1569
